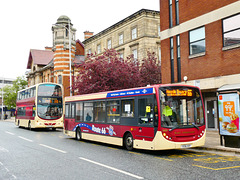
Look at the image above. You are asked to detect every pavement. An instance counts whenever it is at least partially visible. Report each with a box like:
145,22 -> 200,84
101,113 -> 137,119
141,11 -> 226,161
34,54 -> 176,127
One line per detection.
194,130 -> 240,154
2,118 -> 240,154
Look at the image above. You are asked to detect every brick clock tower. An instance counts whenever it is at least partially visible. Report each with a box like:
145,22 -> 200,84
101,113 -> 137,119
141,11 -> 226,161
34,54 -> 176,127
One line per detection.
52,15 -> 76,97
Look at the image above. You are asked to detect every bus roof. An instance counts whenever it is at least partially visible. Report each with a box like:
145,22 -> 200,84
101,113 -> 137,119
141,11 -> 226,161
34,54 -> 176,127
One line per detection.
65,84 -> 198,102
18,82 -> 62,93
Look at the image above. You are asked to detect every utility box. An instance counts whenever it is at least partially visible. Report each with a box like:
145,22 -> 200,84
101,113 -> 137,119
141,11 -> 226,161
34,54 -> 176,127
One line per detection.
217,84 -> 240,148
224,136 -> 240,148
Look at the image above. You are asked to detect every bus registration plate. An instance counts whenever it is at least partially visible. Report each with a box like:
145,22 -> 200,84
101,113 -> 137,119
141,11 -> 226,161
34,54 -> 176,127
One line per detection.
181,144 -> 191,148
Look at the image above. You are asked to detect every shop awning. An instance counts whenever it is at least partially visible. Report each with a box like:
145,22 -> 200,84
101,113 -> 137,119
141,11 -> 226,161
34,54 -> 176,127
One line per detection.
217,84 -> 240,91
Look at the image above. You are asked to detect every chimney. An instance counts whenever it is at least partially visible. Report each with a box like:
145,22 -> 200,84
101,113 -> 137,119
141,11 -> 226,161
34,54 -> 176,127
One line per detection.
84,31 -> 94,40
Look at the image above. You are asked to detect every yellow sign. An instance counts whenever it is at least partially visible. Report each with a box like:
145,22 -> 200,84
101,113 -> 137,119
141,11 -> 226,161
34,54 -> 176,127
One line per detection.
146,106 -> 151,113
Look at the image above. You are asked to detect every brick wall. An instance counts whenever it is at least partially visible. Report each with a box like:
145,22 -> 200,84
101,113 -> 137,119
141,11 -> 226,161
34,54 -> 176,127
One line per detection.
160,0 -> 238,31
160,0 -> 240,84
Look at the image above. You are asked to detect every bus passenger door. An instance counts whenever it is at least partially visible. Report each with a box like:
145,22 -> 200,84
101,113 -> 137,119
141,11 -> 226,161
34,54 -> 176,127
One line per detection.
136,96 -> 156,141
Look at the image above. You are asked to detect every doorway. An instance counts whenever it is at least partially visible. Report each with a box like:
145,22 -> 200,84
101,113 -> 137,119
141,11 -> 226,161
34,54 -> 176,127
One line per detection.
205,98 -> 218,130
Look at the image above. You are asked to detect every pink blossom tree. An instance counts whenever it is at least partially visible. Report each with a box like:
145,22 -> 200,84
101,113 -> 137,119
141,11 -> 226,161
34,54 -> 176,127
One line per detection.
72,49 -> 161,95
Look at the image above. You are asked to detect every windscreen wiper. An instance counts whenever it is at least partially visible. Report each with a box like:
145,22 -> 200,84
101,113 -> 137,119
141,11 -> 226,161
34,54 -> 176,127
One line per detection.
169,126 -> 180,132
191,123 -> 199,130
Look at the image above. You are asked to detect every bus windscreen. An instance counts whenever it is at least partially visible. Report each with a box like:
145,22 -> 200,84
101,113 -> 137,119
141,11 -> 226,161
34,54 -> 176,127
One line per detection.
159,86 -> 204,128
37,84 -> 63,120
38,84 -> 62,97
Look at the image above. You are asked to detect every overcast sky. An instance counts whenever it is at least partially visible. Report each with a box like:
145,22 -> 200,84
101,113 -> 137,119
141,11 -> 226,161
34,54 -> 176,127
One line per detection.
0,0 -> 159,79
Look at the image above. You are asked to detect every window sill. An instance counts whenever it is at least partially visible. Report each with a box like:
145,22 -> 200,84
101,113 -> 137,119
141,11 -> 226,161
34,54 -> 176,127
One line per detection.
222,43 -> 240,51
189,52 -> 205,59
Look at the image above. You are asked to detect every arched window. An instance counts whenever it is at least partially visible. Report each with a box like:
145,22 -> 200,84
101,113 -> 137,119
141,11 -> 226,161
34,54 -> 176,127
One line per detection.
65,25 -> 69,37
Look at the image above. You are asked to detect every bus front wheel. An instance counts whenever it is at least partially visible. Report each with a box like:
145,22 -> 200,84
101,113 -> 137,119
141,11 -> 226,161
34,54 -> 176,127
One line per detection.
76,128 -> 82,141
124,133 -> 133,151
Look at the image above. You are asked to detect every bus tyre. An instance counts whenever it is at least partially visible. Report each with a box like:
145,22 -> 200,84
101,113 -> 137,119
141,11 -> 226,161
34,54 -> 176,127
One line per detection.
124,133 -> 133,151
76,128 -> 82,141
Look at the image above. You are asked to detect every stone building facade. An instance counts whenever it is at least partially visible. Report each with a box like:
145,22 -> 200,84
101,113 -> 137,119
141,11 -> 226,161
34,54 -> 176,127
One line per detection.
83,9 -> 160,64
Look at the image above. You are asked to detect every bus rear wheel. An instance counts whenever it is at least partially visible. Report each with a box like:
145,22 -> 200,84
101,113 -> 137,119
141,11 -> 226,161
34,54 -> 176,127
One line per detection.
124,133 -> 133,151
76,128 -> 82,141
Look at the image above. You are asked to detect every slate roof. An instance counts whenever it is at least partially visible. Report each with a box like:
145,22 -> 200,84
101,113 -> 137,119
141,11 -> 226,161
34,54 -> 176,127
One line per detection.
27,49 -> 54,69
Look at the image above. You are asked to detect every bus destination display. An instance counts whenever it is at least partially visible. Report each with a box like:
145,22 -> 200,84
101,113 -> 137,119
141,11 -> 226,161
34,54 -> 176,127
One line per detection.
38,97 -> 62,104
166,89 -> 193,97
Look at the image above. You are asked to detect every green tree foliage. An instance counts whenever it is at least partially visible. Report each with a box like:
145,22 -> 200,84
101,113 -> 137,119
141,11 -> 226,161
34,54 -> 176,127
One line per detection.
72,49 -> 161,95
2,76 -> 28,109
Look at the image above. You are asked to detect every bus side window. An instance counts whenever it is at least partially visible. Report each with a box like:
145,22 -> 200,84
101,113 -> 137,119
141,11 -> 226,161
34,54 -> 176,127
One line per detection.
138,97 -> 154,125
84,102 -> 93,122
65,104 -> 70,118
76,102 -> 83,122
107,100 -> 120,124
121,99 -> 134,117
94,101 -> 106,123
71,103 -> 75,119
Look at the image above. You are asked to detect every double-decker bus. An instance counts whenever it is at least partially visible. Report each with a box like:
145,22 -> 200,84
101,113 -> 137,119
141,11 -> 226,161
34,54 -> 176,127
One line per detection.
15,83 -> 64,130
64,84 -> 205,150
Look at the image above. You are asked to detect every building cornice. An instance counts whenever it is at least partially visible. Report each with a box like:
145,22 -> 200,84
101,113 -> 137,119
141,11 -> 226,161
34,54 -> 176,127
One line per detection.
83,9 -> 160,44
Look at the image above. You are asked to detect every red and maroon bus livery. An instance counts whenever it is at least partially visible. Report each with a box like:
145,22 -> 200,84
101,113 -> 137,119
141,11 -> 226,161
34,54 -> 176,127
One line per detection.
64,84 -> 205,150
15,83 -> 63,130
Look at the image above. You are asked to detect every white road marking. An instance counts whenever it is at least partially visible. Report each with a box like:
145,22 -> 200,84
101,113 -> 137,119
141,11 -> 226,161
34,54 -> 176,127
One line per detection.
18,136 -> 33,142
0,146 -> 9,152
5,131 -> 15,135
39,144 -> 67,154
79,157 -> 144,179
0,162 -> 17,179
5,167 -> 9,172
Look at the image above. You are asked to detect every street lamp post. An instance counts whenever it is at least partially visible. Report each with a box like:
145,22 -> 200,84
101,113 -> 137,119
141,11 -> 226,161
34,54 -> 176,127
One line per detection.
53,20 -> 72,96
68,20 -> 72,96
